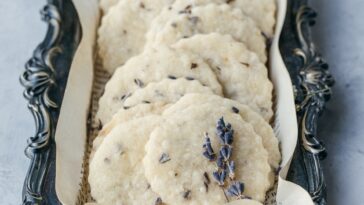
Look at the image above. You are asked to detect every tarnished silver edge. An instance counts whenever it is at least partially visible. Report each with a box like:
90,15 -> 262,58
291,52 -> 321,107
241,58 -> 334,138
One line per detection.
20,3 -> 61,204
292,3 -> 335,205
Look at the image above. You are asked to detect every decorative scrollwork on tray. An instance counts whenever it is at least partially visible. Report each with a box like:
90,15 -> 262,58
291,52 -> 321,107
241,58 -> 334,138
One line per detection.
20,4 -> 62,205
293,5 -> 335,205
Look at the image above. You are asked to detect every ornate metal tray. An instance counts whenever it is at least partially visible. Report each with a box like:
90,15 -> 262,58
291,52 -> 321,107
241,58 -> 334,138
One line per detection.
20,0 -> 334,204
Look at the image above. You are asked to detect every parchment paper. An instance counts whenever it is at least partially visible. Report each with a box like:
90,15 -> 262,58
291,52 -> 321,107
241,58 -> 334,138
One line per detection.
54,0 -> 315,204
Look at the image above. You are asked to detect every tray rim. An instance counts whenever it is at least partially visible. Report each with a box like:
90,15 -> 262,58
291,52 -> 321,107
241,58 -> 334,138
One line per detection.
20,0 -> 333,204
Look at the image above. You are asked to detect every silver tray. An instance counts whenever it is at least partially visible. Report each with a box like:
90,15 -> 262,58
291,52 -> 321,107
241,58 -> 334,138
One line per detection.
20,0 -> 334,204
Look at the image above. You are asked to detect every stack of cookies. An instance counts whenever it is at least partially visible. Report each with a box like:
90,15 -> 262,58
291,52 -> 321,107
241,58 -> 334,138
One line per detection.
89,0 -> 280,204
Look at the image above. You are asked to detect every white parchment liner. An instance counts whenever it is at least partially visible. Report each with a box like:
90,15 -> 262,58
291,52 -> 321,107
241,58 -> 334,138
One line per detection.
54,0 -> 315,204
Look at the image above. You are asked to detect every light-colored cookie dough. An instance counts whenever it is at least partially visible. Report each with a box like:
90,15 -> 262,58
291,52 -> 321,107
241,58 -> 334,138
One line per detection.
149,0 -> 276,40
98,0 -> 175,73
173,33 -> 273,121
96,44 -> 223,124
123,77 -> 214,108
163,93 -> 280,169
89,116 -> 163,205
144,104 -> 271,203
146,3 -> 267,63
228,0 -> 276,37
91,102 -> 168,160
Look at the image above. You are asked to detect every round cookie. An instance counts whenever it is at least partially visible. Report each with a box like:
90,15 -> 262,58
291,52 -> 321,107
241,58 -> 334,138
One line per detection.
96,44 -> 223,124
146,3 -> 267,63
144,104 -> 272,203
163,93 -> 280,169
91,102 -> 168,160
89,116 -> 163,205
98,0 -> 175,73
123,77 -> 214,108
173,33 -> 273,121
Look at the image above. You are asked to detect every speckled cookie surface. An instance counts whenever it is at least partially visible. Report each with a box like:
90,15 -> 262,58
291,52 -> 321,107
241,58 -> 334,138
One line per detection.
173,33 -> 273,121
163,93 -> 280,169
89,116 -> 163,205
91,102 -> 168,160
146,3 -> 267,63
98,0 -> 175,73
228,0 -> 276,37
96,44 -> 223,124
123,77 -> 214,108
144,104 -> 271,203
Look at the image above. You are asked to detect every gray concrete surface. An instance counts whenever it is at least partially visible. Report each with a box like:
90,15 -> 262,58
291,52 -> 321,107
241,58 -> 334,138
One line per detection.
0,0 -> 363,204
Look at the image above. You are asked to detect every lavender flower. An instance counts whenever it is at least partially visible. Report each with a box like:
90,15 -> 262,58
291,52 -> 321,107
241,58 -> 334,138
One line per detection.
213,170 -> 227,186
202,133 -> 215,161
227,181 -> 245,199
227,161 -> 235,180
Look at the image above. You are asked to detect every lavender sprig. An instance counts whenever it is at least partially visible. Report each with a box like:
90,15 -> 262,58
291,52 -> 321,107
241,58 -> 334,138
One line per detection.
202,117 -> 248,202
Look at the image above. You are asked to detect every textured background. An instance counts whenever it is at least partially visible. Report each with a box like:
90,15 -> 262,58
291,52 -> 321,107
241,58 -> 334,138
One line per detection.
0,0 -> 363,204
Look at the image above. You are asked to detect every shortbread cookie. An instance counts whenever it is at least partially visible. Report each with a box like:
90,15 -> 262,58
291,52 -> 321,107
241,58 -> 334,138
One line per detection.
124,77 -> 214,108
163,93 -> 280,169
173,33 -> 273,121
96,44 -> 223,124
144,104 -> 271,203
91,102 -> 168,160
89,116 -> 163,205
146,3 -> 267,63
98,0 -> 175,73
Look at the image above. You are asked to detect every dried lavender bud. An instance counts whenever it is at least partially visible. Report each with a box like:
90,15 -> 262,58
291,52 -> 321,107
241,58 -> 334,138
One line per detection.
213,170 -> 227,186
168,75 -> 177,80
232,106 -> 240,113
203,172 -> 210,184
155,197 -> 163,205
202,133 -> 215,161
227,161 -> 235,180
216,155 -> 225,169
159,153 -> 171,164
240,62 -> 250,67
191,63 -> 198,69
227,181 -> 245,199
185,76 -> 195,81
223,131 -> 234,145
183,190 -> 191,199
134,78 -> 144,87
220,145 -> 232,161
204,182 -> 209,192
